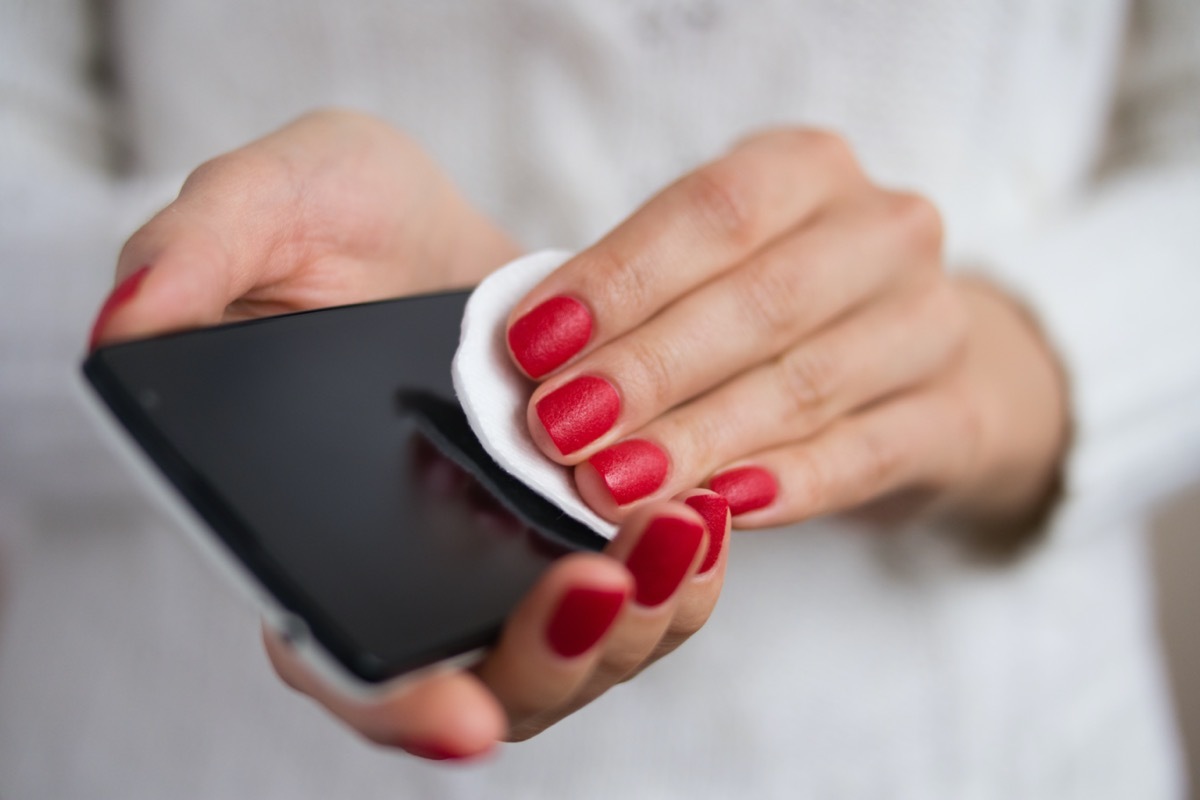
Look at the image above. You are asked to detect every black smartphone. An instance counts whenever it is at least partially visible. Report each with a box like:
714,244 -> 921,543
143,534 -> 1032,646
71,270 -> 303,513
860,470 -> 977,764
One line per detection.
80,289 -> 606,691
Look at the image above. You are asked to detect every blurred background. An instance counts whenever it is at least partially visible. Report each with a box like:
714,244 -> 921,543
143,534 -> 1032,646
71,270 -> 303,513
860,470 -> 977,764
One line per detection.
2,1 -> 1197,797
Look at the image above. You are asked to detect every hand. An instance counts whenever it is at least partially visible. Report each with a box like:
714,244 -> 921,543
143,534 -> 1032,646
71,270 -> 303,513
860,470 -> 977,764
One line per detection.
89,109 -> 519,349
266,440 -> 730,757
91,110 -> 731,757
504,128 -> 1069,531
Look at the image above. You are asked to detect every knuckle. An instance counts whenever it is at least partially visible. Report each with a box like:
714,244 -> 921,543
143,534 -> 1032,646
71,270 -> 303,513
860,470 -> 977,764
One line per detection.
854,424 -> 905,493
778,343 -> 841,417
582,247 -> 656,314
742,127 -> 860,179
598,643 -> 649,683
183,149 -> 284,206
179,155 -> 226,193
886,191 -> 945,257
789,446 -> 830,515
667,604 -> 712,640
182,152 -> 249,192
116,223 -> 158,270
804,128 -> 855,164
736,256 -> 803,339
626,335 -> 685,408
684,162 -> 757,246
730,126 -> 781,151
791,128 -> 860,178
655,413 -> 717,476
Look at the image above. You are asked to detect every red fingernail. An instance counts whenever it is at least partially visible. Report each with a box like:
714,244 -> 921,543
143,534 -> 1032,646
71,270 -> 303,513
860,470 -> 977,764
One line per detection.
508,296 -> 592,378
536,376 -> 620,455
626,515 -> 705,607
545,586 -> 627,658
89,266 -> 151,351
399,738 -> 490,762
709,466 -> 778,515
685,494 -> 729,574
588,439 -> 669,506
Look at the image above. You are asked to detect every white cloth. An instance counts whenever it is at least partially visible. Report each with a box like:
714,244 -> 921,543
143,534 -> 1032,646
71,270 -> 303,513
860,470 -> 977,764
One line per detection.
1,1 -> 1198,799
453,249 -> 618,540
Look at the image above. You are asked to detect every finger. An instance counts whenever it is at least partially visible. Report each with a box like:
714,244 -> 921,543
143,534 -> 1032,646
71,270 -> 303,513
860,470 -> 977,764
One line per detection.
572,283 -> 965,518
263,628 -> 506,760
524,191 -> 943,462
89,221 -> 236,350
703,386 -> 981,527
479,502 -> 707,737
94,112 -> 394,348
566,503 -> 709,690
501,502 -> 711,739
470,552 -> 633,735
505,129 -> 864,378
555,493 -> 726,720
625,489 -> 729,673
91,154 -> 291,349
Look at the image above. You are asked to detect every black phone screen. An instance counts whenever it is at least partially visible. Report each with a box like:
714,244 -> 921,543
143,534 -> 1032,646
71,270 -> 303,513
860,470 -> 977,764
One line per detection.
82,290 -> 606,683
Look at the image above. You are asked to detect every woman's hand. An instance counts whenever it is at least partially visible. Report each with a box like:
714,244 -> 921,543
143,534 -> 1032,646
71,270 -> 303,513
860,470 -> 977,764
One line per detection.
91,110 -> 731,758
89,109 -> 519,349
505,128 -> 1069,531
266,442 -> 730,758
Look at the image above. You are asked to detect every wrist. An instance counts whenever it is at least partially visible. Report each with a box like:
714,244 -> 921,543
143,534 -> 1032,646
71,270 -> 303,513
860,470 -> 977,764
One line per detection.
943,276 -> 1072,539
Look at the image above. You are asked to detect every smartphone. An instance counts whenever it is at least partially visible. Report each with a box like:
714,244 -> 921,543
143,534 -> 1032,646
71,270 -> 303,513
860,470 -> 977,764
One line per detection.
79,289 -> 606,694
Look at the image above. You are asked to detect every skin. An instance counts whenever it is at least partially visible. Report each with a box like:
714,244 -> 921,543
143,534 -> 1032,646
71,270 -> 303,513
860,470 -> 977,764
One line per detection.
93,109 -> 1068,758
511,129 -> 1068,531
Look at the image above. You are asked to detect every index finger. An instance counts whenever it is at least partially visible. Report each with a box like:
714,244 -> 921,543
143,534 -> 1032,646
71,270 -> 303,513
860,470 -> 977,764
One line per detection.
504,129 -> 861,378
91,154 -> 291,349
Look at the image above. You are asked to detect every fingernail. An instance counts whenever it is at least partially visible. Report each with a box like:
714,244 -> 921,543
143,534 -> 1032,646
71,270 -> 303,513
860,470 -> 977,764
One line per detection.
709,466 -> 778,515
545,586 -> 627,658
536,376 -> 620,455
588,439 -> 669,506
508,296 -> 592,378
398,738 -> 490,762
685,494 -> 729,574
626,515 -> 706,607
89,265 -> 151,351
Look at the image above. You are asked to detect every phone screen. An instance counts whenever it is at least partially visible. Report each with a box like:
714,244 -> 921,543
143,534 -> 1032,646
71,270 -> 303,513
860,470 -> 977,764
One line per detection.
83,290 -> 606,683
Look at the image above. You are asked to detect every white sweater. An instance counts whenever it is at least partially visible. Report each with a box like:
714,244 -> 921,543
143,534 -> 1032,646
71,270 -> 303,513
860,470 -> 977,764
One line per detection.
1,1 -> 1198,798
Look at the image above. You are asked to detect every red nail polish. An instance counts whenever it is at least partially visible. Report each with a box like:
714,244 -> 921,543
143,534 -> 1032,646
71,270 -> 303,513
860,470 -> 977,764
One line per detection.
398,738 -> 487,762
89,266 -> 150,351
508,296 -> 592,378
685,494 -> 729,574
536,376 -> 620,455
626,516 -> 705,607
545,586 -> 627,658
709,466 -> 778,515
588,439 -> 669,506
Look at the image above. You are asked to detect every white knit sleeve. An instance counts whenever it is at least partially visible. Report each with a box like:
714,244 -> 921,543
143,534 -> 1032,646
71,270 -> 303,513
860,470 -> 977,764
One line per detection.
972,0 -> 1200,536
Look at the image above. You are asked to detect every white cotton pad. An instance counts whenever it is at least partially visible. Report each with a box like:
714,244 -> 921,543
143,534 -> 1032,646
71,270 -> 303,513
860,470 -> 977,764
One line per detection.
452,250 -> 619,540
